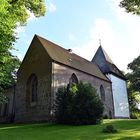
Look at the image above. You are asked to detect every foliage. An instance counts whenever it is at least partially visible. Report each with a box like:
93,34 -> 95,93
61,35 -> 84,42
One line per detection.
103,114 -> 108,119
130,108 -> 140,119
0,0 -> 46,102
102,125 -> 118,133
0,54 -> 20,89
125,55 -> 140,113
125,55 -> 140,118
0,91 -> 7,104
127,55 -> 140,92
0,53 -> 20,103
55,82 -> 104,125
54,86 -> 73,124
120,0 -> 140,15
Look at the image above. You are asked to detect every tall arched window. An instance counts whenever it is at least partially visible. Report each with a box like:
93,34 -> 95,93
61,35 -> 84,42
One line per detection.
69,73 -> 78,85
67,73 -> 78,91
100,85 -> 105,102
26,74 -> 38,105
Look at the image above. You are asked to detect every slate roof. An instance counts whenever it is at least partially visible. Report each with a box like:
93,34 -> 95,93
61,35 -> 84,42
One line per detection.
92,46 -> 126,80
36,35 -> 110,82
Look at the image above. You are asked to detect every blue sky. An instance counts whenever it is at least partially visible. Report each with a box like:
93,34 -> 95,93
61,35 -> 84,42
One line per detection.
13,0 -> 140,71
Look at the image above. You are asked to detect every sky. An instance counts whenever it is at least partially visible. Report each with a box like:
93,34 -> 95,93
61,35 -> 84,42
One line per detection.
13,0 -> 140,72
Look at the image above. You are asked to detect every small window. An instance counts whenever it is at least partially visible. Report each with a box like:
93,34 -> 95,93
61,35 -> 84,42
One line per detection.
69,73 -> 78,85
100,85 -> 105,102
26,74 -> 38,105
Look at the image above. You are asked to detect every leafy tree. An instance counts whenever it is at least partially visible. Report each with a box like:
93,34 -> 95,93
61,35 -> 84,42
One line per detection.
127,55 -> 140,92
120,0 -> 140,15
0,0 -> 46,103
126,55 -> 140,117
0,52 -> 20,103
55,82 -> 104,125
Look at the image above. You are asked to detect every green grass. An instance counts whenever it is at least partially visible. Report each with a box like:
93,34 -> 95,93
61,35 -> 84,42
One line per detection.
0,119 -> 140,140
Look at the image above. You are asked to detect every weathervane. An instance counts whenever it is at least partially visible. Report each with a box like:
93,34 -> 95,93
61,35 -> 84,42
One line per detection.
99,38 -> 102,46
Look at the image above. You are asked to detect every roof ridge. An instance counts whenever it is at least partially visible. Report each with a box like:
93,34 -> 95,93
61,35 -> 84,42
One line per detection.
36,34 -> 94,64
36,35 -> 109,82
99,46 -> 114,64
35,34 -> 70,52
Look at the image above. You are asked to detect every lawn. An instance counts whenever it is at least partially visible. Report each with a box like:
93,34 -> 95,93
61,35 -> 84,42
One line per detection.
0,119 -> 140,140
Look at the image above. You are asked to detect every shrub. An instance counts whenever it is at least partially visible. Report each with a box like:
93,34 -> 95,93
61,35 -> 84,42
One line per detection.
102,125 -> 118,133
103,114 -> 108,119
55,82 -> 104,125
130,109 -> 140,119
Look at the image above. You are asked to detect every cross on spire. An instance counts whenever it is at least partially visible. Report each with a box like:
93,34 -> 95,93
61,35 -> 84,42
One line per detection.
99,39 -> 101,46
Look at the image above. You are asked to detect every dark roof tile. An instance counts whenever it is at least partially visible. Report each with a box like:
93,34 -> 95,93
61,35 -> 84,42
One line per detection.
36,35 -> 109,82
92,46 -> 126,80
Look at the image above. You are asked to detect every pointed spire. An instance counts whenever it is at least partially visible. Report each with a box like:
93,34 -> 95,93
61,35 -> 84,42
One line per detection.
99,46 -> 113,64
91,46 -> 126,80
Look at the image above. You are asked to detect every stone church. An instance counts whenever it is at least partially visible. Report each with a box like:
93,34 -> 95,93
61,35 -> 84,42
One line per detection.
0,35 -> 130,123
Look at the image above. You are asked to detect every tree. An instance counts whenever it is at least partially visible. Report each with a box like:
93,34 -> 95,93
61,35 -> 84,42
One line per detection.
120,0 -> 140,15
0,0 -> 46,103
55,82 -> 104,125
126,55 -> 140,118
127,55 -> 140,93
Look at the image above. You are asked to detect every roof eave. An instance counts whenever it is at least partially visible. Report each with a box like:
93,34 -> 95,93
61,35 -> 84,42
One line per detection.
52,60 -> 111,83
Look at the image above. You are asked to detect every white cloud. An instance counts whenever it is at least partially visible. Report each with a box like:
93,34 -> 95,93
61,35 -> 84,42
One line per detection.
106,0 -> 140,70
73,1 -> 140,72
107,0 -> 140,21
15,26 -> 25,35
27,10 -> 36,22
14,10 -> 37,36
73,18 -> 116,65
107,0 -> 132,20
17,53 -> 24,61
14,22 -> 26,37
46,0 -> 56,13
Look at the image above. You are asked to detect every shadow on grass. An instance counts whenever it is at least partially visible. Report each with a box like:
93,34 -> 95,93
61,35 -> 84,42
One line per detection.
0,119 -> 139,140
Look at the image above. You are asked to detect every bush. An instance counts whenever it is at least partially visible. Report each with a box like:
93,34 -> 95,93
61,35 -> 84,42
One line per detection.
102,125 -> 118,133
130,109 -> 140,119
103,114 -> 108,119
55,82 -> 104,125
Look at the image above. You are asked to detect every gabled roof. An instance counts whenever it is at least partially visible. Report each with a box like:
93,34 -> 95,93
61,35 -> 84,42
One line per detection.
92,46 -> 126,80
35,35 -> 110,82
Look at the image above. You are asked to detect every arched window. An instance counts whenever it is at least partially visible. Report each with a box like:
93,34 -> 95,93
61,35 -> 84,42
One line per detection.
69,73 -> 78,85
26,74 -> 38,104
67,73 -> 78,91
100,85 -> 105,102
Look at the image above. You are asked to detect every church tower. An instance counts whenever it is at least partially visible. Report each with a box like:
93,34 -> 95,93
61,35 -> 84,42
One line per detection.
92,46 -> 130,118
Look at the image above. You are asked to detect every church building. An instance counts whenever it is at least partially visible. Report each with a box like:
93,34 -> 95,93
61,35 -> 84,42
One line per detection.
0,35 -> 130,123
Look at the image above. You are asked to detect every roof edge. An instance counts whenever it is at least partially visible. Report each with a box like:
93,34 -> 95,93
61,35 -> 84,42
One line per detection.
52,60 -> 111,83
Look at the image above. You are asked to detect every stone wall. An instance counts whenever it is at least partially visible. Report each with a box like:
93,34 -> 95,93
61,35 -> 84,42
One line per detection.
0,86 -> 15,123
15,38 -> 52,122
52,62 -> 114,118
